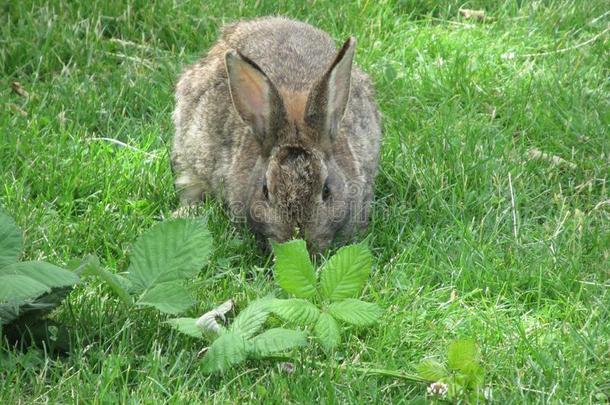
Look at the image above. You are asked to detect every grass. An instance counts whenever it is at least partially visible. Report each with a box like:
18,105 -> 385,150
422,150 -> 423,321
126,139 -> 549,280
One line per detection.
1,0 -> 608,402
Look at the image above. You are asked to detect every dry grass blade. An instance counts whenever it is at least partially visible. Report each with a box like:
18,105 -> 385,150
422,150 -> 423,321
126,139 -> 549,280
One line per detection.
10,82 -> 29,98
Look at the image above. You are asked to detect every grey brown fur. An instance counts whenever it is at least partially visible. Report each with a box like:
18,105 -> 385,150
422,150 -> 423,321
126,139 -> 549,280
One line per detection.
172,17 -> 382,251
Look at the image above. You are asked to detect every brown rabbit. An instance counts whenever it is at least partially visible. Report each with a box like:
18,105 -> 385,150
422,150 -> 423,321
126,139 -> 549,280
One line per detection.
172,17 -> 381,252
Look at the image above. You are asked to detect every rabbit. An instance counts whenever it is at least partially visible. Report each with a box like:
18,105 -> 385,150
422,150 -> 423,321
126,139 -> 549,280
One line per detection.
172,17 -> 382,252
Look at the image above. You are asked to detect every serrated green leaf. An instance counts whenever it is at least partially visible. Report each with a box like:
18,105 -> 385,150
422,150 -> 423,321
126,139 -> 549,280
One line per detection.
328,299 -> 382,326
127,219 -> 213,291
0,275 -> 49,304
0,262 -> 79,290
314,312 -> 340,350
466,363 -> 485,388
136,281 -> 195,315
271,298 -> 320,325
166,317 -> 203,339
0,303 -> 20,325
229,298 -> 272,339
79,257 -> 132,305
0,210 -> 23,269
0,262 -> 79,304
417,359 -> 448,381
447,340 -> 480,373
271,240 -> 317,298
0,286 -> 73,326
202,332 -> 249,374
249,328 -> 307,357
320,243 -> 372,300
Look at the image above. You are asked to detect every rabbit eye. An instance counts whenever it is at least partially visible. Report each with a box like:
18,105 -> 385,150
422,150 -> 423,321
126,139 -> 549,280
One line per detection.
322,181 -> 331,201
262,183 -> 269,200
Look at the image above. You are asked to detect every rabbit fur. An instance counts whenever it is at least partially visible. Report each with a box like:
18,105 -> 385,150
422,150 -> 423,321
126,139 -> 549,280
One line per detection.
172,17 -> 381,252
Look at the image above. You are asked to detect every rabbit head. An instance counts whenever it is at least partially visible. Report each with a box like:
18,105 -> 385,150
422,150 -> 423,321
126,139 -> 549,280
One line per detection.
225,38 -> 359,252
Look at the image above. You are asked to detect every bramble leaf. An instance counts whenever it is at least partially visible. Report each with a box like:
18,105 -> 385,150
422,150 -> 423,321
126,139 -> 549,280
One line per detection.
0,262 -> 79,305
136,281 -> 195,315
0,209 -> 22,269
0,275 -> 49,304
271,240 -> 317,298
447,339 -> 480,373
127,218 -> 212,291
272,298 -> 320,325
320,243 -> 372,300
229,298 -> 273,339
417,358 -> 448,381
328,299 -> 382,326
250,328 -> 307,357
202,332 -> 249,374
79,256 -> 132,305
314,312 -> 340,350
166,317 -> 203,339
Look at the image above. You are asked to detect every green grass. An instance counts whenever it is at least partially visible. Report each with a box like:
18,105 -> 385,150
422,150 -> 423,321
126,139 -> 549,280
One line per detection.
1,0 -> 609,402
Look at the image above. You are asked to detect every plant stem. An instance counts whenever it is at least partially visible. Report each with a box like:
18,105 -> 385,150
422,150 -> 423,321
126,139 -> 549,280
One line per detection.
268,356 -> 426,383
334,364 -> 426,382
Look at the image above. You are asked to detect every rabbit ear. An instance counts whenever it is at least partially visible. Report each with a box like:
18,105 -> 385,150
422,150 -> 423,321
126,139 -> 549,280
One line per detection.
225,50 -> 285,152
305,37 -> 356,144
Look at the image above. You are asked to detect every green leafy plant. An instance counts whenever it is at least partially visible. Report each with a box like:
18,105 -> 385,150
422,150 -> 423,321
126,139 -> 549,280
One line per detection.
271,240 -> 382,350
167,298 -> 307,373
166,239 -> 383,372
0,209 -> 81,350
417,339 -> 485,401
84,218 -> 213,315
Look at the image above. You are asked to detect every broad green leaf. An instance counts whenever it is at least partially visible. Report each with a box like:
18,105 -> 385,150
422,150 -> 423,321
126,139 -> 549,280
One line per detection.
0,262 -> 79,306
166,317 -> 203,339
136,281 -> 195,315
229,298 -> 272,339
320,243 -> 372,300
0,286 -> 73,326
328,299 -> 382,326
0,275 -> 49,304
202,332 -> 249,373
447,340 -> 480,373
0,261 -> 79,291
417,359 -> 448,381
127,219 -> 213,291
314,312 -> 340,350
271,240 -> 317,298
79,257 -> 132,305
0,210 -> 22,269
250,328 -> 307,357
466,363 -> 485,388
272,298 -> 320,325
0,303 -> 20,325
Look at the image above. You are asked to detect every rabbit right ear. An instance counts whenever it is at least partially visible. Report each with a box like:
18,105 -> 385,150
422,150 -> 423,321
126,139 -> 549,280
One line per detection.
225,50 -> 286,153
305,37 -> 356,146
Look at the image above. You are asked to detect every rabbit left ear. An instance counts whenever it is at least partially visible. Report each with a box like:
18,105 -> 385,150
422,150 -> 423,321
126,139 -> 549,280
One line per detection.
305,37 -> 356,144
225,50 -> 286,154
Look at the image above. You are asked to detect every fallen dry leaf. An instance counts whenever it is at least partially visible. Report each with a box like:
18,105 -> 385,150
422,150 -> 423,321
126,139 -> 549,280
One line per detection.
10,81 -> 29,98
196,299 -> 234,334
527,148 -> 578,170
459,8 -> 486,21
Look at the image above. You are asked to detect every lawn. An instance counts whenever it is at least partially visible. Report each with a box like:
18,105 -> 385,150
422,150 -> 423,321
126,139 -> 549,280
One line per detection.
1,0 -> 609,402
